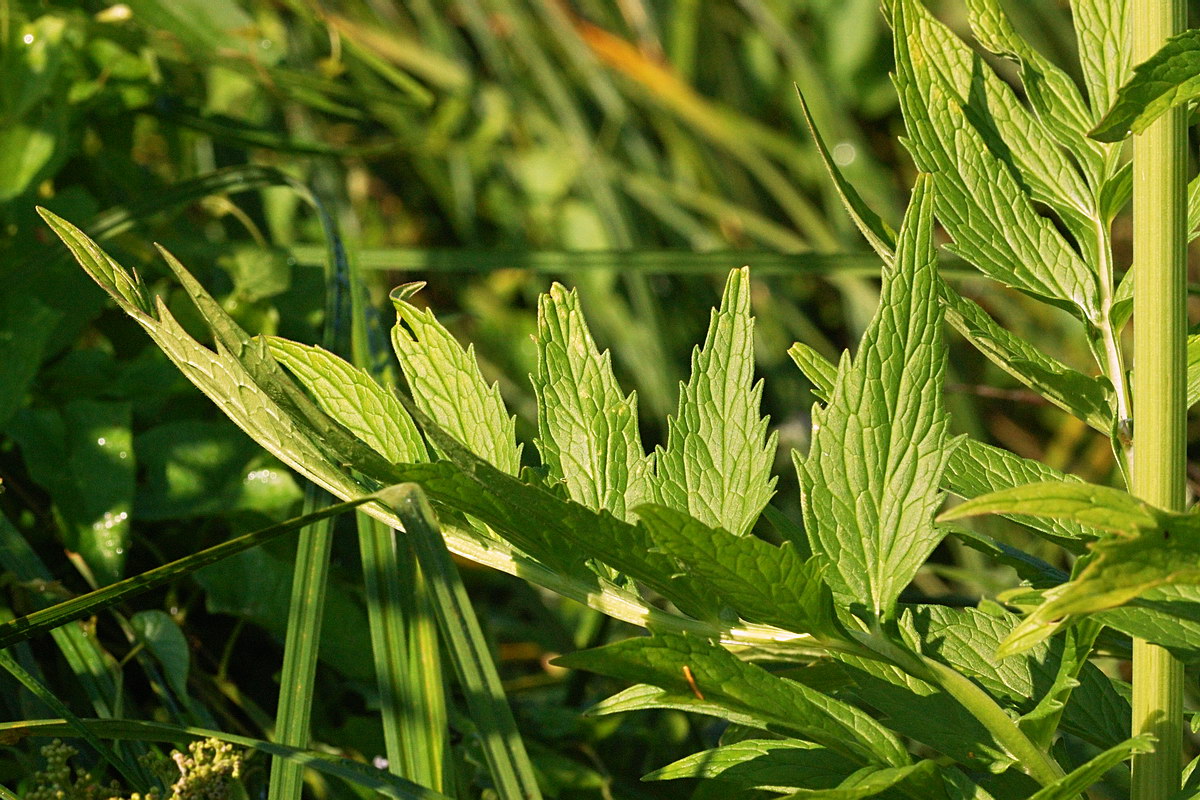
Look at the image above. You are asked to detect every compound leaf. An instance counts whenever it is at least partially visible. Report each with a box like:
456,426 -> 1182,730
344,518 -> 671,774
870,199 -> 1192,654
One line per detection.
1071,0 -> 1131,119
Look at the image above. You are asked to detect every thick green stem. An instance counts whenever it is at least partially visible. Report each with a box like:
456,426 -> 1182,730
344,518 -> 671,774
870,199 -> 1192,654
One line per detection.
1131,0 -> 1188,796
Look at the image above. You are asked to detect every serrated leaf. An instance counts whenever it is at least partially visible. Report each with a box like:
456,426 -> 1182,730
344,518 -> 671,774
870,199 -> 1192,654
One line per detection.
587,683 -> 781,732
1091,27 -> 1200,141
554,633 -> 911,768
778,761 -> 945,800
799,176 -> 953,618
390,283 -> 521,475
652,268 -> 777,536
940,290 -> 1113,432
1072,0 -> 1130,119
892,0 -> 1098,318
635,504 -> 839,639
1096,585 -> 1200,662
267,337 -> 427,465
788,332 -> 1103,548
533,284 -> 650,520
939,480 -> 1158,535
1027,735 -> 1152,800
644,739 -> 859,792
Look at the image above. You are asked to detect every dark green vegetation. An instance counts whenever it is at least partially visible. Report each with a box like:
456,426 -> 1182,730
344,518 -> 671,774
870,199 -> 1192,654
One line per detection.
6,1 -> 1200,799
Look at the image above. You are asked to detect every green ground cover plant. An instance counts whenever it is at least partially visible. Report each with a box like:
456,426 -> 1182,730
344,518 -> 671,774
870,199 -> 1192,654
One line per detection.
10,0 -> 1200,798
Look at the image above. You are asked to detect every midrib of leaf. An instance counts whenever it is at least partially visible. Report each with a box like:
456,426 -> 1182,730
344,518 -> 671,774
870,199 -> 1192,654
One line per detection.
652,267 -> 777,536
799,176 -> 952,618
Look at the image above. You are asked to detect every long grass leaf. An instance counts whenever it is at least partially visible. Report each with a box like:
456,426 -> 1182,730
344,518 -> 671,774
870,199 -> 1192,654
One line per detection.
386,485 -> 543,800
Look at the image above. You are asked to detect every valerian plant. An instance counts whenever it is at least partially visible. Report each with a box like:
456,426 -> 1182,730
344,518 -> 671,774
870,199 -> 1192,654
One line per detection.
25,0 -> 1200,797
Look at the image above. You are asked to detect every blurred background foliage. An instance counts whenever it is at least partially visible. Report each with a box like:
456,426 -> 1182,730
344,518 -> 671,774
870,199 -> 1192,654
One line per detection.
0,0 -> 1144,796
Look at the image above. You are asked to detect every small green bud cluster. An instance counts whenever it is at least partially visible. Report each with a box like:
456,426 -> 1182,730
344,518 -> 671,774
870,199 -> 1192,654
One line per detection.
24,738 -> 244,800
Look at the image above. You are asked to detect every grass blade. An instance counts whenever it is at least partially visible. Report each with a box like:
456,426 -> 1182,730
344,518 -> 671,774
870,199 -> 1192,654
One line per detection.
386,484 -> 543,800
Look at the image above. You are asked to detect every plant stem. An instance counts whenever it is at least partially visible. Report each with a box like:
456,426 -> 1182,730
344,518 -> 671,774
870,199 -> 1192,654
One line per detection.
1131,0 -> 1188,796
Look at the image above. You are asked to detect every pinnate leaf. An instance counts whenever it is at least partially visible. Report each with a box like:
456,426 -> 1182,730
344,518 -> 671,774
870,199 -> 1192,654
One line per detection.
1091,28 -> 1200,142
798,176 -> 953,618
533,284 -> 650,520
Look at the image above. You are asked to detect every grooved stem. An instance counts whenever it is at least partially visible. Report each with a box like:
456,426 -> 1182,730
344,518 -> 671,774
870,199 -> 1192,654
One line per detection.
1130,0 -> 1187,796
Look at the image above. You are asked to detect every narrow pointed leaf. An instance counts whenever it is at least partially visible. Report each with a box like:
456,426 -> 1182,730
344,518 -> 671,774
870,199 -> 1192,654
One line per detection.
1003,513 -> 1200,654
643,739 -> 859,792
799,176 -> 953,617
652,268 -> 777,536
939,481 -> 1159,535
533,284 -> 650,520
1091,28 -> 1200,141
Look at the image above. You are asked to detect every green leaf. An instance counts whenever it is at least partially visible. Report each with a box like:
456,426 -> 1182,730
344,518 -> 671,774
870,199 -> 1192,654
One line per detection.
1187,333 -> 1200,408
1026,736 -> 1153,799
9,400 -> 134,585
267,336 -> 427,464
643,739 -> 860,792
939,480 -> 1159,535
940,290 -> 1113,432
129,610 -> 191,704
533,283 -> 650,520
1071,0 -> 1131,118
0,293 -> 59,428
390,283 -> 522,475
777,761 -> 944,799
635,504 -> 839,639
1091,28 -> 1200,142
831,651 -> 1020,777
944,441 -> 1103,548
791,333 -> 1103,548
554,633 -> 912,768
652,268 -> 777,536
892,0 -> 1098,318
788,342 -> 838,403
795,86 -> 897,263
798,176 -> 953,617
